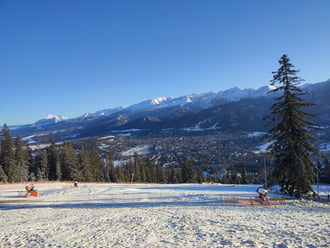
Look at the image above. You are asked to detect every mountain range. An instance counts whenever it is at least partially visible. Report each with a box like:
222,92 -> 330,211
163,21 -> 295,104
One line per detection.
10,79 -> 330,146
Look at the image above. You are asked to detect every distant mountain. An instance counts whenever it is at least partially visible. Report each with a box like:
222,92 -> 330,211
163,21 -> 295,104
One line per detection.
33,114 -> 68,126
9,80 -> 330,145
28,85 -> 277,127
63,85 -> 275,122
89,85 -> 276,115
78,106 -> 125,119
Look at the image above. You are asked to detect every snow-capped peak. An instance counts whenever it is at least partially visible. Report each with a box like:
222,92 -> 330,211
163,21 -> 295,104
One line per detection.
150,97 -> 172,105
45,114 -> 67,121
214,85 -> 279,102
77,106 -> 126,119
33,114 -> 68,126
267,84 -> 277,91
126,97 -> 175,111
186,96 -> 193,103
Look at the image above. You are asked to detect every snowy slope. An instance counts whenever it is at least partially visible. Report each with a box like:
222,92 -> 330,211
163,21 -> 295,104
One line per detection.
1,183 -> 329,248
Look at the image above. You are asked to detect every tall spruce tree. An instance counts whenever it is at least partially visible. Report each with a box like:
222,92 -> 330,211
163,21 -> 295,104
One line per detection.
26,145 -> 34,181
0,162 -> 7,182
104,151 -> 117,182
144,157 -> 155,183
0,124 -> 15,182
115,164 -> 125,182
155,164 -> 165,183
90,147 -> 103,182
47,137 -> 60,181
265,54 -> 319,198
79,145 -> 92,181
15,137 -> 29,182
59,142 -> 79,181
196,167 -> 205,184
182,158 -> 195,183
36,151 -> 49,181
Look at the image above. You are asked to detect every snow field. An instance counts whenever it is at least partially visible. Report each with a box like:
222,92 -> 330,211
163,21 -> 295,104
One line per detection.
0,183 -> 329,248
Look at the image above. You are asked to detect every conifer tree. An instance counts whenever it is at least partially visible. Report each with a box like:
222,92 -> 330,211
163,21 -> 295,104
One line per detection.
26,145 -> 34,180
79,145 -> 92,181
59,142 -> 79,181
138,159 -> 147,183
38,151 -> 49,181
0,163 -> 7,182
115,164 -> 125,182
55,159 -> 62,181
265,54 -> 319,197
108,160 -> 117,182
155,164 -> 165,183
59,144 -> 70,181
182,158 -> 195,183
0,124 -> 15,182
144,157 -> 155,183
230,170 -> 240,184
196,167 -> 205,184
90,147 -> 103,182
104,151 -> 117,182
47,137 -> 60,181
241,167 -> 250,184
15,137 -> 29,182
169,167 -> 181,183
103,151 -> 111,182
126,160 -> 135,183
132,153 -> 140,182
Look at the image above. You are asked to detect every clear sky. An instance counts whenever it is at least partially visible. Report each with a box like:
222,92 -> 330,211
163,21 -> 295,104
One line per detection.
1,0 -> 329,125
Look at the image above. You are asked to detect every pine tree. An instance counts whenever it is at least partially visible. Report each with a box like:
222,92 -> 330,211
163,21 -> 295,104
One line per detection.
14,137 -> 29,182
47,137 -> 60,181
155,164 -> 165,183
230,170 -> 240,184
36,151 -> 49,181
26,145 -> 34,181
90,147 -> 103,182
0,163 -> 7,182
108,161 -> 117,182
168,167 -> 178,183
0,124 -> 15,182
104,151 -> 116,182
138,159 -> 147,183
265,54 -> 320,198
241,167 -> 250,184
59,142 -> 79,181
79,145 -> 92,181
126,160 -> 135,183
196,167 -> 205,184
132,153 -> 140,182
144,157 -> 155,183
325,155 -> 330,183
55,158 -> 62,181
115,164 -> 125,182
182,158 -> 195,183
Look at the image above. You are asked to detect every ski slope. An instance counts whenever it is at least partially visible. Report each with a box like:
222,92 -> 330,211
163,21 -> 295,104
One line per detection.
1,183 -> 329,247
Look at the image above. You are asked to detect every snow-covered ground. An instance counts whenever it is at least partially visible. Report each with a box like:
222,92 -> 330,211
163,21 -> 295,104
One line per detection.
0,183 -> 329,248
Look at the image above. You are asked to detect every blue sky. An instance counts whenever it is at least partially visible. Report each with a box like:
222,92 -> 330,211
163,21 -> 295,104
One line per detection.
1,0 -> 330,125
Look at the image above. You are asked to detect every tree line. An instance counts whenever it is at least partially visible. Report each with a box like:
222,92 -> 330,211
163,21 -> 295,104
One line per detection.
0,124 -> 207,184
0,123 -> 259,184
